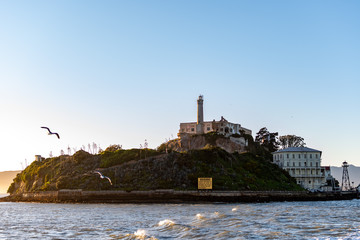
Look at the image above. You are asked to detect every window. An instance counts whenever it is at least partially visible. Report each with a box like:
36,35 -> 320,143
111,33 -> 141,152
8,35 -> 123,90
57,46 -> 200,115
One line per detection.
304,154 -> 307,158
316,154 -> 318,159
299,154 -> 301,158
310,162 -> 312,167
287,154 -> 289,159
309,181 -> 311,184
293,154 -> 295,158
316,162 -> 318,167
304,162 -> 307,166
287,162 -> 289,166
299,162 -> 301,167
310,154 -> 312,159
293,162 -> 295,167
191,128 -> 194,132
220,128 -> 223,131
207,127 -> 210,131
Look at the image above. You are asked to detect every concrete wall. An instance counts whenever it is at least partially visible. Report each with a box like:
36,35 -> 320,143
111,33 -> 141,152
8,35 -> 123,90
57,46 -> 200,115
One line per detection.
4,190 -> 358,203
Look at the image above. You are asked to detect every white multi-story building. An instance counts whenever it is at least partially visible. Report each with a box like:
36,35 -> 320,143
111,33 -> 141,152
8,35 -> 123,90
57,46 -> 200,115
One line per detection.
178,95 -> 251,137
272,147 -> 333,190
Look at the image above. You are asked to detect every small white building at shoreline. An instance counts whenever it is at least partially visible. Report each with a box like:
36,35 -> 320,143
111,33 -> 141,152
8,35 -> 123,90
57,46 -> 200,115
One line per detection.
272,147 -> 334,191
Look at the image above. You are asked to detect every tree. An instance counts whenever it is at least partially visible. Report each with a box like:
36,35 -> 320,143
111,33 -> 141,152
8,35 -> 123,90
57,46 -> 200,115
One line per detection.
104,144 -> 122,152
67,146 -> 71,155
279,135 -> 305,149
255,127 -> 279,152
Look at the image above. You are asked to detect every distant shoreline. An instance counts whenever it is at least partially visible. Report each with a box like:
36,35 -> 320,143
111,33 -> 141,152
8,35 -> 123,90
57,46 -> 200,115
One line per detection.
1,190 -> 358,204
0,170 -> 21,194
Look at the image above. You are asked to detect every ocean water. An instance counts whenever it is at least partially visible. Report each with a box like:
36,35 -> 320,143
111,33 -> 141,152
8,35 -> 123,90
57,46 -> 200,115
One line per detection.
1,199 -> 360,239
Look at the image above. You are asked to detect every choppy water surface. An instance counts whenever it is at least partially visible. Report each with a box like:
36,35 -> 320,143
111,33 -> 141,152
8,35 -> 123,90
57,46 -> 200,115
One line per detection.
1,199 -> 360,239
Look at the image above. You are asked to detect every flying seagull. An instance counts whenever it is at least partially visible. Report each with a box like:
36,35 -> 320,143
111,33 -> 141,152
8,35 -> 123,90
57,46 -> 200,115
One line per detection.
41,126 -> 60,139
94,170 -> 112,185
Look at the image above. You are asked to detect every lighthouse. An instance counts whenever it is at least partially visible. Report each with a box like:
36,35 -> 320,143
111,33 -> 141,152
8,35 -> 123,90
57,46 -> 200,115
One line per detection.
178,95 -> 252,137
196,95 -> 204,134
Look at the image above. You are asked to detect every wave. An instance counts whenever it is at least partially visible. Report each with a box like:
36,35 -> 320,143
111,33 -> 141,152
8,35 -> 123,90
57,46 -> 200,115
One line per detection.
122,229 -> 157,240
158,219 -> 175,227
196,213 -> 205,220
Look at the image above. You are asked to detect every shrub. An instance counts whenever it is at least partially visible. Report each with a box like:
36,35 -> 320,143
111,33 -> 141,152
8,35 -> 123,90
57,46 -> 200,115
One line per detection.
7,182 -> 15,194
100,148 -> 162,168
104,144 -> 122,152
73,150 -> 92,164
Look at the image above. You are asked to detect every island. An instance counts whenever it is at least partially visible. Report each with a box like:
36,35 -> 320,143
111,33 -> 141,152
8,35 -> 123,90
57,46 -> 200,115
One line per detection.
2,96 -> 358,203
1,132 -> 357,203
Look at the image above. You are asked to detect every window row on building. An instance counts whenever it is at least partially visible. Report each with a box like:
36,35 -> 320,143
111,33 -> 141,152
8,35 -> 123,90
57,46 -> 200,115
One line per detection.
288,169 -> 321,175
285,161 -> 319,167
273,153 -> 319,160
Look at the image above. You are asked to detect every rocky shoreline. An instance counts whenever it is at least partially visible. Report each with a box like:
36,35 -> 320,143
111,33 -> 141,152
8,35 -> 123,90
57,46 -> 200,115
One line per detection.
1,190 -> 358,204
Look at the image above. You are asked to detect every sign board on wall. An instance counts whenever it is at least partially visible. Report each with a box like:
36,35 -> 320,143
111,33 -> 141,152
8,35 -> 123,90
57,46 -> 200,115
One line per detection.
198,178 -> 212,190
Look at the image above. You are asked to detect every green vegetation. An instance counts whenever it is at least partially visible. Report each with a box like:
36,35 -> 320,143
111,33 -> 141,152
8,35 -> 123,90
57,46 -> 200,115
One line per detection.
176,147 -> 302,191
8,151 -> 102,194
100,148 -> 161,168
8,135 -> 304,194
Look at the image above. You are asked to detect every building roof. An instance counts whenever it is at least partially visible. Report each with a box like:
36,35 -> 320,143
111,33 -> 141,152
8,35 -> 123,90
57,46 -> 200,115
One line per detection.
274,147 -> 321,153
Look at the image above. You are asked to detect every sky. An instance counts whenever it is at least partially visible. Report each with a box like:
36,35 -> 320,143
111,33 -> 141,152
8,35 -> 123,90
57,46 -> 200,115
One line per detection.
0,1 -> 359,172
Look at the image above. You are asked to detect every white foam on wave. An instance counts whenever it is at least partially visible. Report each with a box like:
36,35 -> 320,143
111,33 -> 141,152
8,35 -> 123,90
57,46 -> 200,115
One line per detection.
213,211 -> 226,218
232,207 -> 238,212
158,219 -> 175,227
196,213 -> 205,219
133,229 -> 147,239
124,229 -> 158,240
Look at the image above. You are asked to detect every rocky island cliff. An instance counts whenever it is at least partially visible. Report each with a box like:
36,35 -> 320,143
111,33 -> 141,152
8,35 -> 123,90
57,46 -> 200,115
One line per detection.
7,133 -> 303,196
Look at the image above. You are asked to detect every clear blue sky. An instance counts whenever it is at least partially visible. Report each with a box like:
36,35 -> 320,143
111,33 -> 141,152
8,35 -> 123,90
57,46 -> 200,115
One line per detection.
0,1 -> 359,171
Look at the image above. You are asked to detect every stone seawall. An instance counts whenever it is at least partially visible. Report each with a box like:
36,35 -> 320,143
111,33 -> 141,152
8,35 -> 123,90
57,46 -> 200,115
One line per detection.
1,190 -> 358,203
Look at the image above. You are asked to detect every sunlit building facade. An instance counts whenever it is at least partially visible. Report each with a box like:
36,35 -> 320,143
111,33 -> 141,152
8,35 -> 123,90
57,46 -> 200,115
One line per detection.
178,95 -> 251,137
272,147 -> 332,190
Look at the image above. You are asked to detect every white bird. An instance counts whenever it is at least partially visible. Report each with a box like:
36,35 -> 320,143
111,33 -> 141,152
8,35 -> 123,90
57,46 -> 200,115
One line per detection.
94,171 -> 112,185
41,126 -> 60,139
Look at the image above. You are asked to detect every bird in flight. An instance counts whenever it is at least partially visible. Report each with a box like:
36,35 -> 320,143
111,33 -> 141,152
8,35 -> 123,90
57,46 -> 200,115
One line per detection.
94,170 -> 112,185
41,127 -> 60,139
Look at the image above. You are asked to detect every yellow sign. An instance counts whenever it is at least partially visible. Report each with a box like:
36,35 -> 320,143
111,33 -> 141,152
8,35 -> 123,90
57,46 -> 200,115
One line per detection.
198,178 -> 212,190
